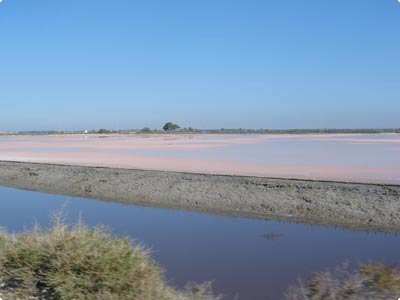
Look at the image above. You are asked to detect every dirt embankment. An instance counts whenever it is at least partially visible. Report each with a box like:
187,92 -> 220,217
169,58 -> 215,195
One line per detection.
0,161 -> 399,233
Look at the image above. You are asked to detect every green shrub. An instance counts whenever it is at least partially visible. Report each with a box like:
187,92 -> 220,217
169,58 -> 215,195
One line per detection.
0,219 -> 220,300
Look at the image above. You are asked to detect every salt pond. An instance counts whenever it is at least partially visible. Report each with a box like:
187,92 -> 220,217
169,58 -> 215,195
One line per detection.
0,133 -> 399,184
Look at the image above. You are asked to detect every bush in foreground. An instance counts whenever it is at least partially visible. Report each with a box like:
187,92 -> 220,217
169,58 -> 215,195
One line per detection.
0,219 -> 220,300
284,262 -> 400,300
1,218 -> 399,300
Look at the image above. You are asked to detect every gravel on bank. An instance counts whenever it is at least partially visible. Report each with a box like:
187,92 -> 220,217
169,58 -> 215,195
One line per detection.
0,161 -> 399,233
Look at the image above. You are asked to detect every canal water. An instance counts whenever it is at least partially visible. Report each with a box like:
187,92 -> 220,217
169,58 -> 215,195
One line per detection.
0,185 -> 399,300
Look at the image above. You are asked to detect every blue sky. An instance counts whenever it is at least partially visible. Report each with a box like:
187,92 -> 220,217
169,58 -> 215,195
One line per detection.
0,0 -> 399,131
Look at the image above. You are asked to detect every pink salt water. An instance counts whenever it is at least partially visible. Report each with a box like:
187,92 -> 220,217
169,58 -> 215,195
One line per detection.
0,133 -> 399,184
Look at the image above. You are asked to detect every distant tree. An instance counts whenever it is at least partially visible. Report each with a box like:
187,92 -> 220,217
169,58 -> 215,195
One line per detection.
140,127 -> 152,133
163,122 -> 180,131
98,129 -> 110,134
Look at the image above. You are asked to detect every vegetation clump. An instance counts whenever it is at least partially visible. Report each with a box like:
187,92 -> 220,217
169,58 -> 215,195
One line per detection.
0,218 -> 220,300
1,217 -> 398,300
163,122 -> 180,131
97,129 -> 111,134
284,262 -> 400,300
140,127 -> 154,133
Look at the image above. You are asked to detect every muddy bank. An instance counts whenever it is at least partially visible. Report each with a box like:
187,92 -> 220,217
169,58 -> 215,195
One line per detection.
0,161 -> 399,233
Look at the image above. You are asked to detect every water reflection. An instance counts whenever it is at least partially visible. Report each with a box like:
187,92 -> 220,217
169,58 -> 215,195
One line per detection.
0,186 -> 399,300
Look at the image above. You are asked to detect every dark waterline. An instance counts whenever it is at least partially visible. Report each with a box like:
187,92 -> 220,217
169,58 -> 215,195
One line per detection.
0,186 -> 399,300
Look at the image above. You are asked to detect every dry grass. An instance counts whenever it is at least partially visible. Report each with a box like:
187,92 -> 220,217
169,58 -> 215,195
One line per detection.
0,217 -> 220,300
284,262 -> 400,300
3,216 -> 398,300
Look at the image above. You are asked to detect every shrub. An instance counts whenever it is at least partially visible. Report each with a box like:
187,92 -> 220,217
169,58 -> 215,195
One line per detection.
284,262 -> 400,300
0,218 -> 220,300
140,127 -> 153,133
98,129 -> 110,134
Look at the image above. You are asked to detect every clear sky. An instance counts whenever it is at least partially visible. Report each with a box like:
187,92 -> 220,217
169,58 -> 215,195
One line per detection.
0,0 -> 399,131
